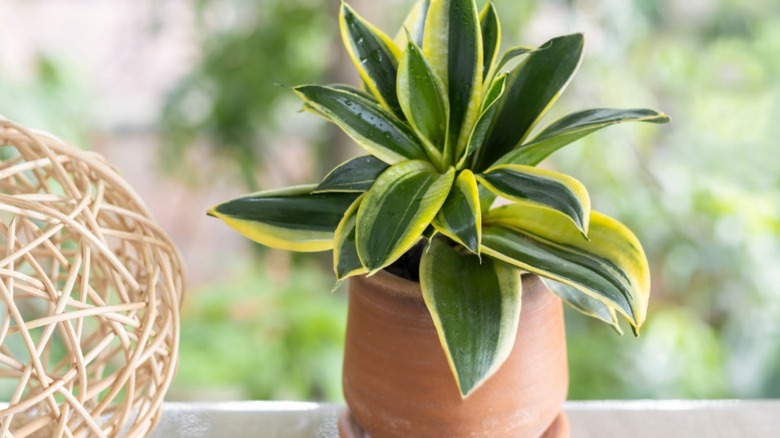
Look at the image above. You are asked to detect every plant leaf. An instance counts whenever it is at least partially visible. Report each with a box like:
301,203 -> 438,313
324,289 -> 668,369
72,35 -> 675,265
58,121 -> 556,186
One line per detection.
433,169 -> 481,254
495,108 -> 671,166
474,34 -> 584,170
479,2 -> 501,82
541,278 -> 623,335
333,194 -> 367,280
294,85 -> 428,164
208,185 -> 359,252
477,164 -> 591,233
493,45 -> 535,73
394,0 -> 431,48
340,3 -> 403,117
398,37 -> 449,165
420,236 -> 521,398
314,155 -> 389,193
481,205 -> 650,331
356,161 -> 455,273
423,0 -> 483,162
457,73 -> 506,169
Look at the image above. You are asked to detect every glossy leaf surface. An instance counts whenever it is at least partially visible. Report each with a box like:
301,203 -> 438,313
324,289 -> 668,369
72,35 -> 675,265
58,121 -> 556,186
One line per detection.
314,155 -> 389,193
482,205 -> 650,330
475,34 -> 584,170
423,0 -> 483,160
479,2 -> 501,81
394,0 -> 431,48
340,3 -> 403,117
433,169 -> 481,253
420,236 -> 521,398
295,85 -> 427,164
478,164 -> 591,233
333,194 -> 367,280
356,161 -> 454,273
496,108 -> 671,166
458,74 -> 506,168
209,185 -> 359,252
398,38 -> 449,164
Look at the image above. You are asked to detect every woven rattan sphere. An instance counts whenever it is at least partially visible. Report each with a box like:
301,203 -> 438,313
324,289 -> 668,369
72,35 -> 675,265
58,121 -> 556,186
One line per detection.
0,118 -> 184,437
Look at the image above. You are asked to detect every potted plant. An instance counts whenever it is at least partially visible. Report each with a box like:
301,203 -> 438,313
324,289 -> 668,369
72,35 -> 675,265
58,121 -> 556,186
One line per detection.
209,0 -> 669,436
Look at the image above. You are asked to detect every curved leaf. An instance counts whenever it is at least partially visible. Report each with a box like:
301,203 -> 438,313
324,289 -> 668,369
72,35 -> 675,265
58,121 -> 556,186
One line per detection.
394,0 -> 431,48
541,279 -> 623,335
479,2 -> 501,82
294,85 -> 427,164
421,236 -> 521,398
474,34 -> 584,170
340,3 -> 403,117
423,0 -> 483,161
433,169 -> 481,254
481,205 -> 650,331
496,108 -> 672,166
356,161 -> 455,273
314,155 -> 389,193
209,185 -> 359,252
333,194 -> 367,280
458,73 -> 506,168
398,37 -> 449,165
477,164 -> 591,233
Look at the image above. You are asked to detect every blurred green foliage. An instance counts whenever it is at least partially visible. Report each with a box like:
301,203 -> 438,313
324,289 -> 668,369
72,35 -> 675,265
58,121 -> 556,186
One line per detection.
172,260 -> 346,401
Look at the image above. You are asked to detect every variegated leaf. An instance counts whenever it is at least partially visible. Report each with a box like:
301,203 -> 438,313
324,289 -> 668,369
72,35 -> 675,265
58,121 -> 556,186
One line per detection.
294,85 -> 428,164
477,164 -> 591,233
314,155 -> 389,193
482,205 -> 650,331
474,34 -> 584,170
495,108 -> 671,166
356,160 -> 455,273
421,236 -> 521,398
433,169 -> 481,253
333,194 -> 367,280
340,3 -> 403,117
208,185 -> 359,252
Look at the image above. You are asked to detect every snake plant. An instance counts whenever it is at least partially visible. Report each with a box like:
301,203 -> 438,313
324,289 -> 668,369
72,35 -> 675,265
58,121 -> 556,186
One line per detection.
209,0 -> 669,398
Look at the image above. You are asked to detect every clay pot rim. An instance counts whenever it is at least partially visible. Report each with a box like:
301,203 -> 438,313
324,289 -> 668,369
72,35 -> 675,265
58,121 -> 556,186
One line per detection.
360,269 -> 536,301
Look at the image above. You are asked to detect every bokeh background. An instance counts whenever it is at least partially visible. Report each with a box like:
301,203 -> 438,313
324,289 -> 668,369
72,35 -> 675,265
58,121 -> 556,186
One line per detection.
2,0 -> 779,401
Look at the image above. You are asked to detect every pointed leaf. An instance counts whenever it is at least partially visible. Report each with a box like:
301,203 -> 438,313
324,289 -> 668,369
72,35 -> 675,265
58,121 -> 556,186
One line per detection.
340,4 -> 403,117
493,46 -> 535,73
423,0 -> 483,161
421,236 -> 521,398
481,205 -> 650,330
398,38 -> 449,164
333,194 -> 367,280
495,108 -> 672,166
433,169 -> 481,253
479,2 -> 501,82
457,74 -> 506,168
394,0 -> 431,48
475,34 -> 584,170
541,278 -> 623,334
209,185 -> 359,252
314,156 -> 389,193
477,164 -> 591,233
294,85 -> 427,164
356,161 -> 455,273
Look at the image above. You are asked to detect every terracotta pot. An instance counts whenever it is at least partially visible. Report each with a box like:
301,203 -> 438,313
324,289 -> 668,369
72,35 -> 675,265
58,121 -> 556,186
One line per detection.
341,271 -> 569,438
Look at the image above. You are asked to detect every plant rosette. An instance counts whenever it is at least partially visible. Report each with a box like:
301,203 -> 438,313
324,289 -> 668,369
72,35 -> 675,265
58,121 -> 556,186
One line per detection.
210,0 -> 669,436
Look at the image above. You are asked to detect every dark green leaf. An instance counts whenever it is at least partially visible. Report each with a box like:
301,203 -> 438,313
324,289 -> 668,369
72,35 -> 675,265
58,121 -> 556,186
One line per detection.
333,194 -> 367,280
294,85 -> 428,164
421,236 -> 521,398
480,2 -> 501,81
356,161 -> 454,273
314,156 -> 389,193
495,108 -> 671,166
340,4 -> 403,117
209,185 -> 359,252
474,34 -> 584,170
541,279 -> 623,334
477,164 -> 591,233
433,169 -> 481,253
458,74 -> 506,168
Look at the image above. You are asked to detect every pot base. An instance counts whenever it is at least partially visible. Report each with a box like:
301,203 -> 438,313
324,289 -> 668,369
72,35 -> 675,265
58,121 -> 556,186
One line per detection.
338,409 -> 570,438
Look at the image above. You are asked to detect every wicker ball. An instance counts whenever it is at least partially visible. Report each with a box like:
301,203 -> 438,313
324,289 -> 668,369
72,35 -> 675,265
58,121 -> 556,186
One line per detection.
0,118 -> 184,437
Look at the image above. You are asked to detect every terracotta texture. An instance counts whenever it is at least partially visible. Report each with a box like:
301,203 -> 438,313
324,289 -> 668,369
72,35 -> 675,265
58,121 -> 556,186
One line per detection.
343,271 -> 569,438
